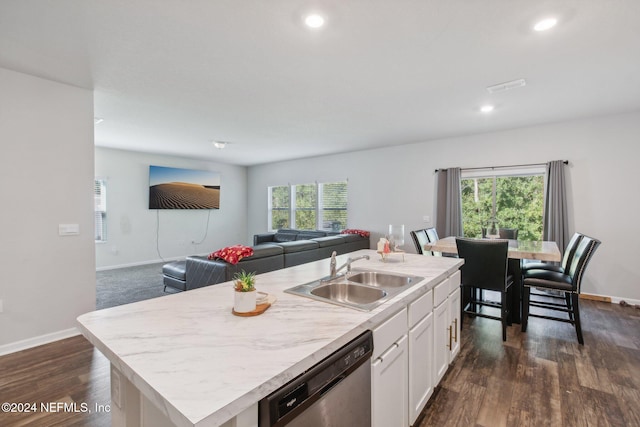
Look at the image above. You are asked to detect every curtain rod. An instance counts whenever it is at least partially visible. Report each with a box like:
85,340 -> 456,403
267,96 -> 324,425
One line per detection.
434,160 -> 568,173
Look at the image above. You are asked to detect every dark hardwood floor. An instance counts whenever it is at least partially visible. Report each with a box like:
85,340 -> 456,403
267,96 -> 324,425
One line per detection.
419,298 -> 640,427
1,299 -> 639,427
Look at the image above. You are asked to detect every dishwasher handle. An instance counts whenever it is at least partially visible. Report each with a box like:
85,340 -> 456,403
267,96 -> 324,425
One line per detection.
318,374 -> 346,397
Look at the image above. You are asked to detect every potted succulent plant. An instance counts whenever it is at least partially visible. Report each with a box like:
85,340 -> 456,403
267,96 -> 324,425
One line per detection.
233,270 -> 257,313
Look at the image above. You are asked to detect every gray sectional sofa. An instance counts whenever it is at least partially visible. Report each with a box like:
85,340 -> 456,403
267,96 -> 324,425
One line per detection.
162,229 -> 370,292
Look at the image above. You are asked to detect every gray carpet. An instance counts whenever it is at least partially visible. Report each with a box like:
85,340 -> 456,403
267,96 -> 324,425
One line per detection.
96,262 -> 171,309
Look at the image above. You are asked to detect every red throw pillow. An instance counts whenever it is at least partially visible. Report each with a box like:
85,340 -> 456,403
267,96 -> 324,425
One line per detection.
208,245 -> 254,265
341,229 -> 371,238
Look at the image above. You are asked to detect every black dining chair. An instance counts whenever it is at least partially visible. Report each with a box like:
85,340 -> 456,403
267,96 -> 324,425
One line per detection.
521,235 -> 601,345
522,232 -> 583,274
456,238 -> 514,341
425,227 -> 439,243
425,227 -> 458,257
410,229 -> 429,255
498,228 -> 518,240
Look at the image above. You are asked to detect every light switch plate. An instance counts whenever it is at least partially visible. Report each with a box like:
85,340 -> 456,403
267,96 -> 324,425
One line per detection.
0,299 -> 3,313
59,224 -> 80,236
423,215 -> 431,222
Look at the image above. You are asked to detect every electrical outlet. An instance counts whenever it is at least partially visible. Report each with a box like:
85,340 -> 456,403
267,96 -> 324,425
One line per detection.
423,215 -> 431,222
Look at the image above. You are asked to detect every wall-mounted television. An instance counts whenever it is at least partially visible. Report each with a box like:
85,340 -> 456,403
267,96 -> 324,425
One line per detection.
149,165 -> 220,209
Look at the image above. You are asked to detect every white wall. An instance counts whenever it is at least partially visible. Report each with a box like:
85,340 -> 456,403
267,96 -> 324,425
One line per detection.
0,67 -> 95,350
95,147 -> 248,269
248,111 -> 640,302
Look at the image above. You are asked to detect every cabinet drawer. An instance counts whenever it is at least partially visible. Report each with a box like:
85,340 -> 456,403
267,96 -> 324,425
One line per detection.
373,308 -> 407,360
408,290 -> 433,327
449,270 -> 461,294
433,279 -> 449,307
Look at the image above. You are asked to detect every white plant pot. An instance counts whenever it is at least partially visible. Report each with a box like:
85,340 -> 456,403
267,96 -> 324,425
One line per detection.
234,289 -> 256,313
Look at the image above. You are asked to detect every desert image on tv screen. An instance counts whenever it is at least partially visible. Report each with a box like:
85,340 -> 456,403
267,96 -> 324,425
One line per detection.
149,165 -> 220,209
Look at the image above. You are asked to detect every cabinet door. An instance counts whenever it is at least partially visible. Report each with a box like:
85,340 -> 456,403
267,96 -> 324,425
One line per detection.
433,300 -> 449,384
448,287 -> 461,361
371,335 -> 408,427
408,313 -> 434,425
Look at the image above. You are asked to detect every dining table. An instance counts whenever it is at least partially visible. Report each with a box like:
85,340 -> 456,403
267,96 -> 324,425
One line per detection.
424,236 -> 561,324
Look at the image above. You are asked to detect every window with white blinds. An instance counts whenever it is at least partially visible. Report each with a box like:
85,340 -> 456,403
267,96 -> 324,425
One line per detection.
94,179 -> 107,242
267,181 -> 348,231
319,181 -> 347,231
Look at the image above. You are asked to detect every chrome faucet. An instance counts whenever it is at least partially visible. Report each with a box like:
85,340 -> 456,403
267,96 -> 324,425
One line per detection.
329,251 -> 370,278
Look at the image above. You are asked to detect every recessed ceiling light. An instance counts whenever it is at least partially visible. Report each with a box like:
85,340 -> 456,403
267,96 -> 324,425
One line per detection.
212,141 -> 227,149
304,14 -> 325,28
534,17 -> 557,32
480,105 -> 495,113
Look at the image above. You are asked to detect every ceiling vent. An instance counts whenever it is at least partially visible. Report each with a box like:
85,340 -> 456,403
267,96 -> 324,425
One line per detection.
486,78 -> 527,94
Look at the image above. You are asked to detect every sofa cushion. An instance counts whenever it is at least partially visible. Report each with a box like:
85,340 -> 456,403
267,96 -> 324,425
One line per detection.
277,240 -> 320,253
274,231 -> 299,242
341,233 -> 365,243
295,230 -> 327,240
245,243 -> 283,259
312,235 -> 346,247
163,260 -> 187,280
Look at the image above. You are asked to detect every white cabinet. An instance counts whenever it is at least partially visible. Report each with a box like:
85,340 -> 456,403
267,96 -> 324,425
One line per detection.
408,308 -> 434,424
433,271 -> 461,384
371,269 -> 462,427
372,309 -> 408,427
372,334 -> 408,427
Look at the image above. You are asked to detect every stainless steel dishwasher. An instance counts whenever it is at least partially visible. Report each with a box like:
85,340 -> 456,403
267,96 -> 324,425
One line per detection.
259,330 -> 373,427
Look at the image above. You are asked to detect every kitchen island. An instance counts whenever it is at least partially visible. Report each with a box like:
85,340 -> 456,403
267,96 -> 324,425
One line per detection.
77,250 -> 463,427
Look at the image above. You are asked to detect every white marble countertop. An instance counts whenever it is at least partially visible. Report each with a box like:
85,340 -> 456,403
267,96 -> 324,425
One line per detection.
77,250 -> 463,427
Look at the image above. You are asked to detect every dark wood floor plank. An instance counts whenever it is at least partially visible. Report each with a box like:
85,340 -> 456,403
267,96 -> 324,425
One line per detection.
0,336 -> 110,427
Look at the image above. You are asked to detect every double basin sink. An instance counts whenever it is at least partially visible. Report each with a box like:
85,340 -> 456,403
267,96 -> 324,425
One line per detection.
285,270 -> 425,311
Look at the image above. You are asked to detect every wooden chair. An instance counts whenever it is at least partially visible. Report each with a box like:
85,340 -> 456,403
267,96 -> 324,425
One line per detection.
456,238 -> 514,341
522,235 -> 601,345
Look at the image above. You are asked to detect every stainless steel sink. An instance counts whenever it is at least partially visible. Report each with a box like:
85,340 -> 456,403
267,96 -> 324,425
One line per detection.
347,271 -> 415,288
310,282 -> 387,305
285,269 -> 424,311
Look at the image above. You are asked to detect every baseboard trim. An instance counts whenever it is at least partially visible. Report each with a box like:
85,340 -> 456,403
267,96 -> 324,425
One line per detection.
580,293 -> 640,306
0,327 -> 81,356
611,296 -> 640,306
580,293 -> 612,303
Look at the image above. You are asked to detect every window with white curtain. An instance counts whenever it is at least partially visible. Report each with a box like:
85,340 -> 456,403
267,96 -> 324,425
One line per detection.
267,181 -> 348,231
94,179 -> 107,242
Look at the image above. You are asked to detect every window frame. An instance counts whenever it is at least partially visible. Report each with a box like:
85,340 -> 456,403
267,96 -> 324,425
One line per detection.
460,165 -> 546,240
267,180 -> 348,231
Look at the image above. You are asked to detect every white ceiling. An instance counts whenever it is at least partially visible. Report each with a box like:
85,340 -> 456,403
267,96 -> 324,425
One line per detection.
2,0 -> 640,166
